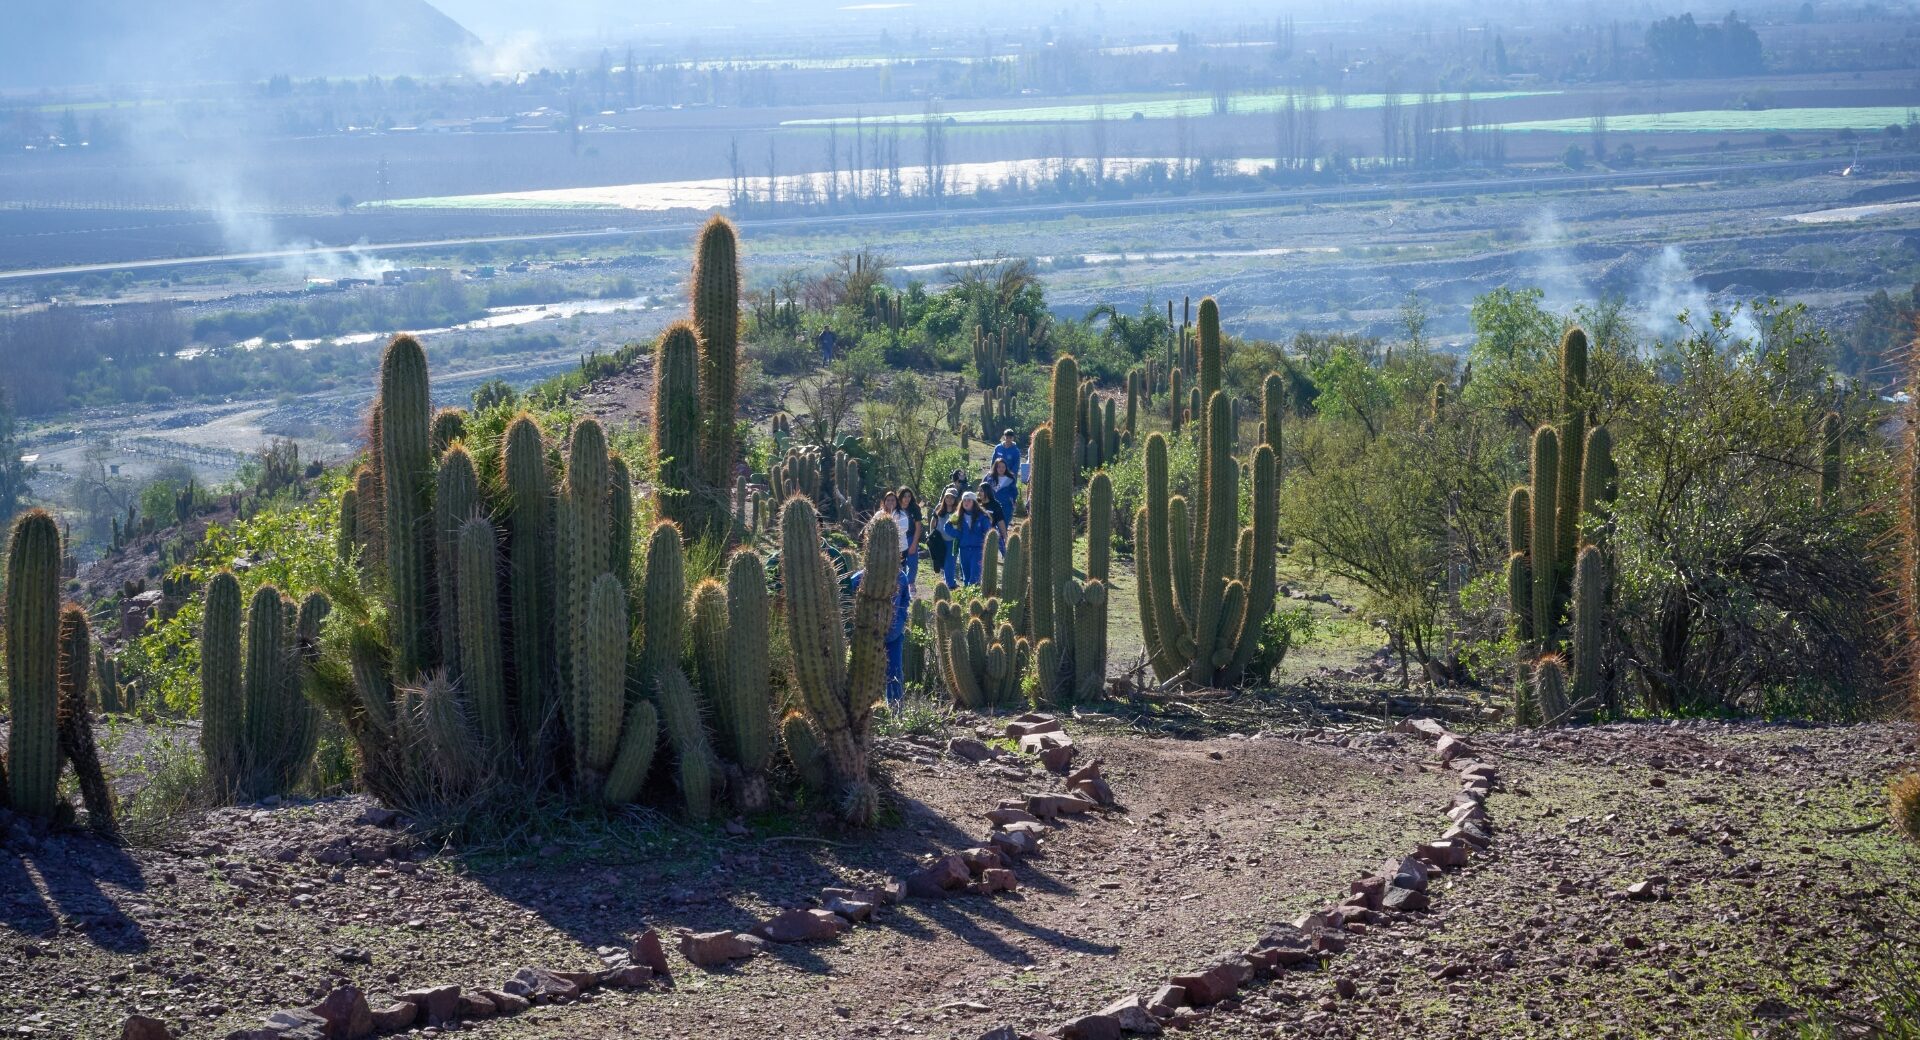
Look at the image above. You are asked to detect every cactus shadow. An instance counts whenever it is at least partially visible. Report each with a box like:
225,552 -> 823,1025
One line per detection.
0,835 -> 150,953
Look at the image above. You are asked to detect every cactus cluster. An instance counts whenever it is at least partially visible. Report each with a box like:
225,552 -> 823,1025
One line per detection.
200,572 -> 325,800
1075,382 -> 1121,471
1505,328 -> 1617,727
1136,299 -> 1279,689
974,326 -> 1009,390
980,385 -> 1015,436
1017,356 -> 1112,701
929,586 -> 1025,708
779,499 -> 894,825
649,215 -> 745,539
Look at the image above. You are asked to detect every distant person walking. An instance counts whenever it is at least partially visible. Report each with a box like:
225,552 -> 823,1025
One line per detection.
990,429 -> 1022,484
873,491 -> 910,555
897,486 -> 925,589
929,486 -> 960,588
818,326 -> 837,364
943,492 -> 994,587
986,458 -> 1018,538
974,479 -> 1007,551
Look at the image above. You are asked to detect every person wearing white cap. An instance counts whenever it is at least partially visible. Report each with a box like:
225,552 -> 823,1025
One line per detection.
930,486 -> 961,588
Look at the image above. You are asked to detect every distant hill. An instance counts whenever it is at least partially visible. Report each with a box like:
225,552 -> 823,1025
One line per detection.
1,0 -> 480,88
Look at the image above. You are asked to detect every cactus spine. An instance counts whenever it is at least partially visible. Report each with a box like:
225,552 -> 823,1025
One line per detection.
653,322 -> 704,531
379,335 -> 435,678
5,511 -> 62,818
456,517 -> 509,753
694,216 -> 742,538
780,499 -> 893,825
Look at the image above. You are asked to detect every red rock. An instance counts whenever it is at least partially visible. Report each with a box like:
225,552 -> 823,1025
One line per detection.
1059,1013 -> 1122,1040
681,930 -> 761,966
1098,994 -> 1162,1034
455,992 -> 497,1019
632,928 -> 671,978
307,985 -> 374,1040
395,985 -> 462,1026
1442,824 -> 1490,850
990,828 -> 1039,857
119,1016 -> 172,1040
823,880 -> 904,906
980,867 -> 1018,893
959,846 -> 1008,874
1448,802 -> 1488,825
477,990 -> 529,1015
1347,876 -> 1386,910
1252,925 -> 1315,966
1626,880 -> 1660,901
1066,760 -> 1105,785
1169,964 -> 1240,1005
1380,856 -> 1430,892
1146,983 -> 1187,1016
550,968 -> 606,991
986,807 -> 1041,827
1417,840 -> 1470,869
502,968 -> 577,1004
1005,713 -> 1061,738
1038,744 -> 1077,772
949,737 -> 998,762
1381,886 -> 1431,912
1396,717 -> 1449,740
1434,733 -> 1469,763
367,1001 -> 417,1032
1459,762 -> 1498,781
1025,793 -> 1096,818
1332,905 -> 1375,927
756,908 -> 850,942
607,966 -> 654,988
908,854 -> 972,897
826,897 -> 875,922
1072,776 -> 1117,805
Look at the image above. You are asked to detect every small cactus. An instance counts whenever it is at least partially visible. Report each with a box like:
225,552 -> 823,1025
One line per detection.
56,605 -> 117,839
457,518 -> 509,753
604,701 -> 659,804
201,571 -> 245,793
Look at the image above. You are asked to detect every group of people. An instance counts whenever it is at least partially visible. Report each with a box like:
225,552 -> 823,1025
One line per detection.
859,429 -> 1029,708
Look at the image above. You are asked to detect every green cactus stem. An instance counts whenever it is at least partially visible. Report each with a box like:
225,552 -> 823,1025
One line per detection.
457,517 -> 509,753
653,321 -> 704,531
694,216 -> 741,535
501,412 -> 553,753
379,335 -> 435,678
57,605 -> 117,839
6,511 -> 63,819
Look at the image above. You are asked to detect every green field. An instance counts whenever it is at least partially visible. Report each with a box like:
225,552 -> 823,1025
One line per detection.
783,89 -> 1557,127
1496,104 -> 1920,134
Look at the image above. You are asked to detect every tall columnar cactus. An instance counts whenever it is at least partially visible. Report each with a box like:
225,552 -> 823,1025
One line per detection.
1262,372 -> 1285,466
638,523 -> 715,818
694,215 -> 741,534
577,573 -> 630,778
56,604 -> 116,838
609,454 -> 634,584
696,549 -> 774,811
5,511 -> 62,818
456,517 -> 509,753
1554,329 -> 1588,595
559,417 -> 612,730
501,413 -> 553,751
434,444 -> 479,676
1135,301 -> 1278,689
1528,425 -> 1560,642
653,322 -> 704,530
238,585 -> 318,800
201,570 -> 245,793
379,335 -> 435,678
1818,410 -> 1843,506
353,465 -> 383,567
780,499 -> 894,825
1568,544 -> 1605,712
95,647 -> 122,714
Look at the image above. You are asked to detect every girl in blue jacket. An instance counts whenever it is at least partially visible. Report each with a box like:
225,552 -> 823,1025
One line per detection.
942,492 -> 994,587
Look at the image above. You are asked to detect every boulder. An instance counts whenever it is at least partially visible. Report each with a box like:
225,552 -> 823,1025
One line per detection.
1251,925 -> 1315,967
1394,717 -> 1449,740
678,929 -> 762,967
607,965 -> 655,988
1443,823 -> 1490,850
1098,994 -> 1163,1034
477,990 -> 530,1015
1168,964 -> 1240,1005
501,967 -> 578,1004
1416,840 -> 1470,869
1381,886 -> 1431,912
1380,856 -> 1430,892
394,985 -> 462,1026
1434,733 -> 1469,763
1347,876 -> 1386,910
1145,984 -> 1187,1017
980,867 -> 1019,893
367,1001 -> 417,1032
1059,1014 -> 1122,1040
256,1010 -> 327,1040
990,828 -> 1039,858
826,897 -> 875,922
632,928 -> 672,978
986,806 -> 1042,827
307,986 -> 374,1040
1025,793 -> 1097,819
120,1017 -> 173,1040
756,908 -> 850,943
959,846 -> 1009,874
1005,713 -> 1062,738
908,854 -> 973,897
454,992 -> 496,1019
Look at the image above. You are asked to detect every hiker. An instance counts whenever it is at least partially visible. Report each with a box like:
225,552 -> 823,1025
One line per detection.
874,490 -> 911,556
991,429 -> 1022,484
986,458 -> 1018,535
928,486 -> 960,588
943,491 -> 993,587
818,326 -> 837,363
975,478 -> 1007,543
897,486 -> 925,588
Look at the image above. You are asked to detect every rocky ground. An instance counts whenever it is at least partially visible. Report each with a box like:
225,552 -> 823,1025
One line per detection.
4,705 -> 1914,1040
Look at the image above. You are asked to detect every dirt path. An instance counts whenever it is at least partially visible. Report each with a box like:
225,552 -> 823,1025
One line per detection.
1,718 -> 1454,1039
